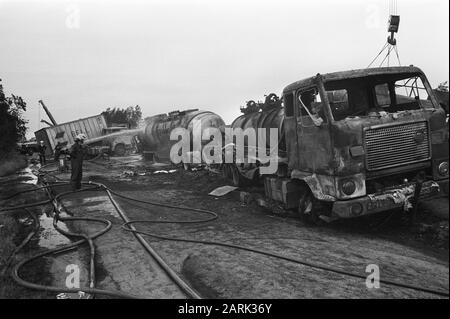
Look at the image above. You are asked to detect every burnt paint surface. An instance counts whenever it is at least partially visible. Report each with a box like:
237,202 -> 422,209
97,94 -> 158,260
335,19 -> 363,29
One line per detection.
330,108 -> 446,176
280,67 -> 448,203
231,107 -> 285,150
140,110 -> 225,161
283,67 -> 449,179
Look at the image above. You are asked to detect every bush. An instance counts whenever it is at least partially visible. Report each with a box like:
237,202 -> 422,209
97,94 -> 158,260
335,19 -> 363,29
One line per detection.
0,79 -> 28,156
0,151 -> 27,177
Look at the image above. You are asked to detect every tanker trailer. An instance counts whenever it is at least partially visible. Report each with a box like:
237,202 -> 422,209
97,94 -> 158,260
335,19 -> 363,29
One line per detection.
222,94 -> 286,186
139,109 -> 225,164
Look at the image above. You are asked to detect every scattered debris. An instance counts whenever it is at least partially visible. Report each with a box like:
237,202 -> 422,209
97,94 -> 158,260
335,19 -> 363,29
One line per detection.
56,291 -> 91,299
153,169 -> 177,174
239,191 -> 253,205
255,198 -> 269,208
208,186 -> 238,197
121,170 -> 135,177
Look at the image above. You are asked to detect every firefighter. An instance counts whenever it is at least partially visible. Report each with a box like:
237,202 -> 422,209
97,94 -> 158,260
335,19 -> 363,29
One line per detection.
69,134 -> 87,190
38,141 -> 47,165
54,142 -> 67,172
54,142 -> 63,161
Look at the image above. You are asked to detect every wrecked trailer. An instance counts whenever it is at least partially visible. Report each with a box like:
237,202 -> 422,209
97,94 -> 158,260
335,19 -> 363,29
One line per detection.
139,109 -> 225,163
224,66 -> 449,222
34,114 -> 108,156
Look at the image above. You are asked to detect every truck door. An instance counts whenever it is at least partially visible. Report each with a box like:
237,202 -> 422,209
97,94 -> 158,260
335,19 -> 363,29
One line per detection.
283,92 -> 299,168
296,88 -> 332,173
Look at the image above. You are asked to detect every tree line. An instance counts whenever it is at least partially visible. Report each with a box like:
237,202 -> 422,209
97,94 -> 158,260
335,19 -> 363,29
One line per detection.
0,79 -> 27,158
101,105 -> 142,128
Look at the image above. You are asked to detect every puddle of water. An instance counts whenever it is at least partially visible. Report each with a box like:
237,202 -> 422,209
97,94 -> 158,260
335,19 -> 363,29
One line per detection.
64,195 -> 120,219
18,167 -> 38,185
36,195 -> 119,250
37,213 -> 71,250
0,166 -> 38,186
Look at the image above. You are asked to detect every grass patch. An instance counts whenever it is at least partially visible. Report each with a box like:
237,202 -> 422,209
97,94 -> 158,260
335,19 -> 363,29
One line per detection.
0,214 -> 20,297
0,151 -> 27,177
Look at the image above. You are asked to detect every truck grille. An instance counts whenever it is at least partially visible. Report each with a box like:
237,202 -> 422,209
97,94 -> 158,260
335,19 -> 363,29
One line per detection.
364,121 -> 430,171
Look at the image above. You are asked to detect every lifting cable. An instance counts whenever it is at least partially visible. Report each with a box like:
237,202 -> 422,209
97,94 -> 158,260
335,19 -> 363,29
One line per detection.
367,0 -> 401,68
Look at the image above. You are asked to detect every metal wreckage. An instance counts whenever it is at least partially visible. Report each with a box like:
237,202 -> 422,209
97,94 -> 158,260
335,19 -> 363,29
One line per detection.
220,66 -> 449,222
36,66 -> 449,223
125,65 -> 447,223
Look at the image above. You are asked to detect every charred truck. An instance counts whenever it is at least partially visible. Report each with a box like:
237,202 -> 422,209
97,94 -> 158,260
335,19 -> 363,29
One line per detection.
223,66 -> 449,222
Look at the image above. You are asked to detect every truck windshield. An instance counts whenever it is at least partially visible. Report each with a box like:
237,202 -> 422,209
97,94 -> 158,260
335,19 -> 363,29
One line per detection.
325,74 -> 434,121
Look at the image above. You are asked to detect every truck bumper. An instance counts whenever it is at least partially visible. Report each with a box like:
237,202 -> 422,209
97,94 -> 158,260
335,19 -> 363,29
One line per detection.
332,179 -> 448,219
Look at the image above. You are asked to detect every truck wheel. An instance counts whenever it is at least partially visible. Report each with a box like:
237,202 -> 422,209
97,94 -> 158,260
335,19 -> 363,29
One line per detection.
114,144 -> 126,156
231,165 -> 243,187
298,188 -> 325,226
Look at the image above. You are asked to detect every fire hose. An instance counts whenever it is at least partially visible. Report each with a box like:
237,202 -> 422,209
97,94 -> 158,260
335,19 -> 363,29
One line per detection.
1,176 -> 449,298
2,182 -> 141,298
104,185 -> 449,298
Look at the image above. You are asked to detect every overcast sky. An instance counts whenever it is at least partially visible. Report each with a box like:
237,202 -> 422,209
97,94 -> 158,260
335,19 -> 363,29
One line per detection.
1,0 -> 448,138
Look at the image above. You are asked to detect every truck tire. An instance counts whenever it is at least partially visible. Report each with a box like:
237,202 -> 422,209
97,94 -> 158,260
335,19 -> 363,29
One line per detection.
114,144 -> 126,156
298,187 -> 326,226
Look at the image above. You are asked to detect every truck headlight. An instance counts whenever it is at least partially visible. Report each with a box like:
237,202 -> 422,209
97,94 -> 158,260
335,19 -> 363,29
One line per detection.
341,180 -> 356,196
438,161 -> 449,176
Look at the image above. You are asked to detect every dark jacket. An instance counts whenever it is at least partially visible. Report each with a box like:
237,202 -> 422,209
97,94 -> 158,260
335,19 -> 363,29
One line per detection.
69,141 -> 86,190
69,142 -> 85,161
38,144 -> 47,155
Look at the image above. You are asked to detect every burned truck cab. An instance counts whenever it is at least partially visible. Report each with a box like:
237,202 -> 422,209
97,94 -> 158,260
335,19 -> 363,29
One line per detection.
282,66 -> 449,220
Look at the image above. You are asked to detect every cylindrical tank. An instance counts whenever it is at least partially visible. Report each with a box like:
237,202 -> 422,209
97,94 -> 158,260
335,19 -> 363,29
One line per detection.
139,109 -> 225,161
231,107 -> 285,151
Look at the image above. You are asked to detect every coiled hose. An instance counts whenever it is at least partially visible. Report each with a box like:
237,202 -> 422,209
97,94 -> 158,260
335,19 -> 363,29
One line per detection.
107,187 -> 450,298
2,181 -> 141,298
2,176 -> 449,298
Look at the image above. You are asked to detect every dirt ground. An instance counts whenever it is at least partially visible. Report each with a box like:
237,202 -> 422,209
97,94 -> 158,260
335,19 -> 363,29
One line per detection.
1,155 -> 448,299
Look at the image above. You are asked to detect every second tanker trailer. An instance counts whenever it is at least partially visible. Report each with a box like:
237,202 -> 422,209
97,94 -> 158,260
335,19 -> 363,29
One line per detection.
139,109 -> 225,163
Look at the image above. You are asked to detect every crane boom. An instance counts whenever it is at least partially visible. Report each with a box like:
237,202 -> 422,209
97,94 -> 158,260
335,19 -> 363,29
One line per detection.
38,100 -> 58,126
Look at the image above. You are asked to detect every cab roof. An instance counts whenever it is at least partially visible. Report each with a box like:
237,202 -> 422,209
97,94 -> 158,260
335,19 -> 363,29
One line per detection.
283,66 -> 425,94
